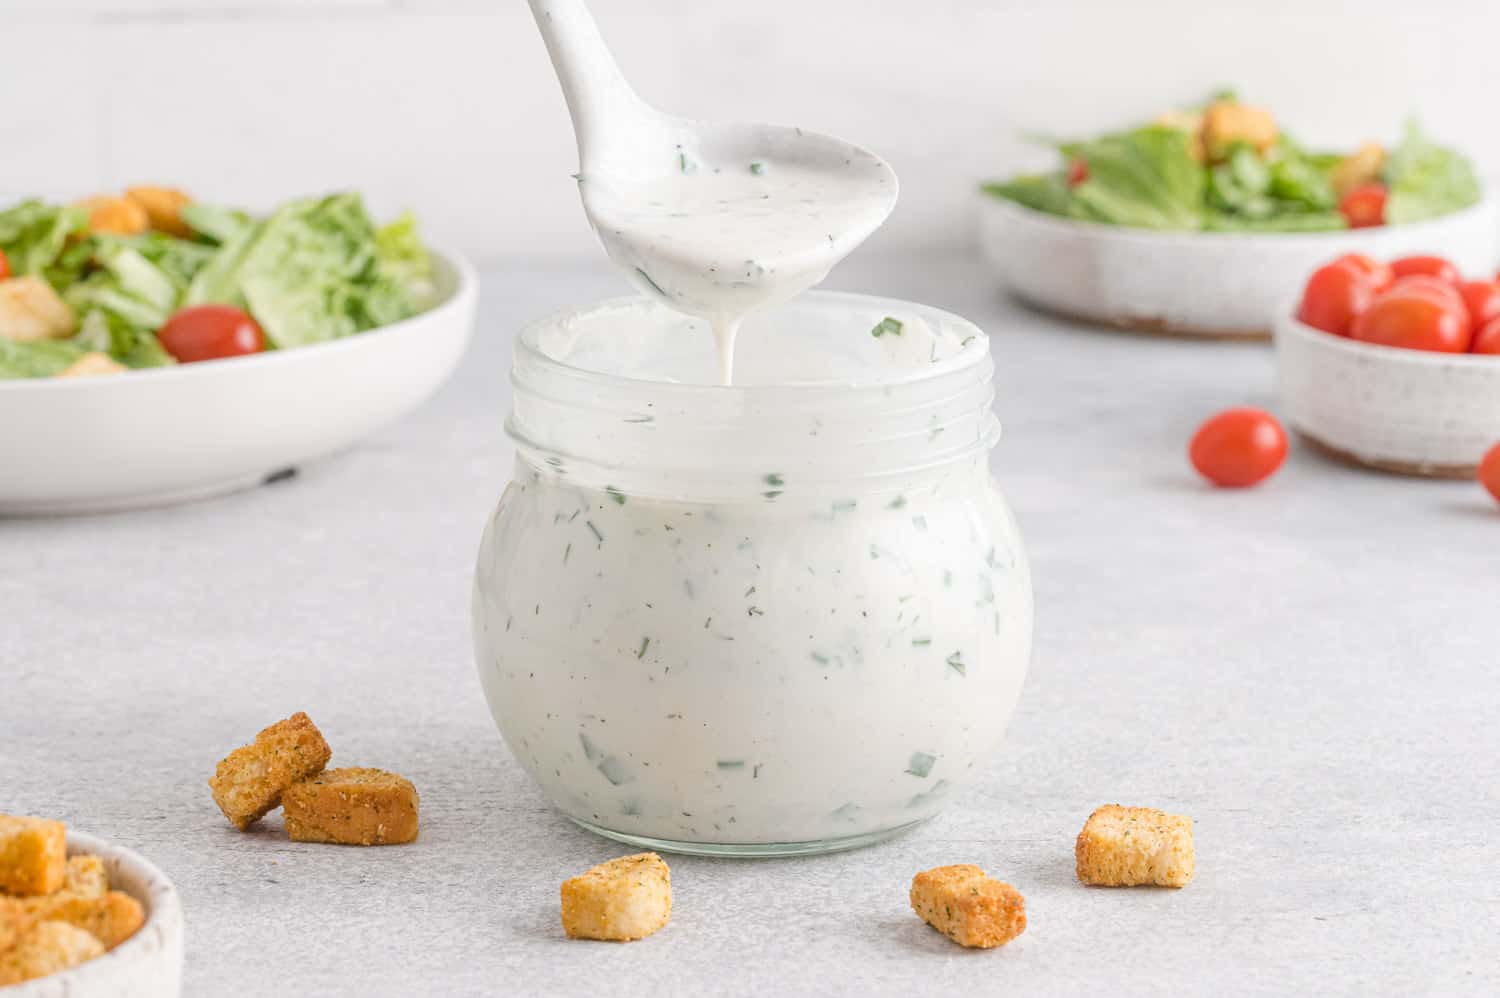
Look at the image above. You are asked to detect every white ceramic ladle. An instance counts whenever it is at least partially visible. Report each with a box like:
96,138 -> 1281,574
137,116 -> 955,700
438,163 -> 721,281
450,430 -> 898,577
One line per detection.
527,0 -> 898,382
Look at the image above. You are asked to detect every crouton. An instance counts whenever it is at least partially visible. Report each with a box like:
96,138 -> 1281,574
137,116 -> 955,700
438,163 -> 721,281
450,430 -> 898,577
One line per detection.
1076,804 -> 1195,887
282,768 -> 419,846
560,853 -> 671,941
57,854 -> 108,901
0,898 -> 31,952
124,185 -> 193,237
74,195 -> 148,236
37,891 -> 144,951
1330,141 -> 1387,197
58,351 -> 127,378
909,864 -> 1026,949
0,816 -> 66,896
1201,100 -> 1278,161
0,276 -> 77,342
0,921 -> 104,985
209,712 -> 331,830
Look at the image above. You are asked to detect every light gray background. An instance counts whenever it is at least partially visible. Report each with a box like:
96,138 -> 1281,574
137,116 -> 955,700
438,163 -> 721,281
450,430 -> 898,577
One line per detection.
4,256 -> 1497,996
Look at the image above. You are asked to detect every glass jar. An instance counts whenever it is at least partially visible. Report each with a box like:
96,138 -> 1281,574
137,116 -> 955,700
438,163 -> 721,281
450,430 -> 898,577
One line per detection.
473,291 -> 1031,856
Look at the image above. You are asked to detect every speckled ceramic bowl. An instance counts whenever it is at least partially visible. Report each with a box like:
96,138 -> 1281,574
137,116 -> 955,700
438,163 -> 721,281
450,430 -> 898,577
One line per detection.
9,831 -> 183,998
1274,311 -> 1500,476
979,193 -> 1500,339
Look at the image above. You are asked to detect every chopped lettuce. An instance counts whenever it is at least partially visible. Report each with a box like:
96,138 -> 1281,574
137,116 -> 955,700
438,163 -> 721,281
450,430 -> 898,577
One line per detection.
1384,121 -> 1482,225
0,201 -> 88,279
1062,126 -> 1204,229
0,336 -> 85,379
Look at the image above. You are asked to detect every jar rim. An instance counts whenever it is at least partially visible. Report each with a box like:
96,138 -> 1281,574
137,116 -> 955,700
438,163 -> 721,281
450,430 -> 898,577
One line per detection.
514,290 -> 991,396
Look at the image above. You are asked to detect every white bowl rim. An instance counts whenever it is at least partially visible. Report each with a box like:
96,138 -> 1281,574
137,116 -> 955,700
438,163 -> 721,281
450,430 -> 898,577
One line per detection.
0,244 -> 478,394
980,186 -> 1499,247
9,828 -> 183,992
1275,308 -> 1500,369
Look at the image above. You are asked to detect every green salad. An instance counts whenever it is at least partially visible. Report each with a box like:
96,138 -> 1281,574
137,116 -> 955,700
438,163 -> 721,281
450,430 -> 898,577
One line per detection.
0,188 -> 433,380
982,95 -> 1481,233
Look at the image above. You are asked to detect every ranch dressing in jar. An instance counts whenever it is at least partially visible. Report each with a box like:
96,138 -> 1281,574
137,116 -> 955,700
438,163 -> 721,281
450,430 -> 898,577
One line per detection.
474,293 -> 1032,855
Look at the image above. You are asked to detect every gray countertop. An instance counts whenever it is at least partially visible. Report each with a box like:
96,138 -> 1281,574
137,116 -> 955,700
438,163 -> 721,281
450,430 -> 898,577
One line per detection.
4,254 -> 1497,996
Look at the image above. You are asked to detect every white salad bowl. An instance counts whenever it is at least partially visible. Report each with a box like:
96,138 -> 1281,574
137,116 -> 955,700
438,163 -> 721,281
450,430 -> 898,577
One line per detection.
979,193 -> 1500,339
1274,311 -> 1500,476
10,830 -> 184,998
0,249 -> 477,515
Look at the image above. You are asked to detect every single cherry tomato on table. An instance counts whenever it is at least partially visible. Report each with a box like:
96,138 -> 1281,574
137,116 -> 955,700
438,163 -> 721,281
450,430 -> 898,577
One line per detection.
1480,444 -> 1500,504
1350,287 -> 1472,353
1472,316 -> 1500,354
1389,255 -> 1459,284
1066,158 -> 1089,187
1332,253 -> 1393,291
1296,260 -> 1373,337
1458,281 -> 1500,328
157,305 -> 266,363
1337,184 -> 1387,229
0,248 -> 10,279
1189,408 -> 1289,488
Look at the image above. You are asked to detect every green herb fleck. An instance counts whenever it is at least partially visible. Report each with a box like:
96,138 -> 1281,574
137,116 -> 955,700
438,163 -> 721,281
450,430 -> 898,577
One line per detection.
563,542 -> 572,564
606,486 -> 626,505
811,652 -> 830,665
623,414 -> 655,424
597,756 -> 633,786
716,760 -> 746,770
763,490 -> 783,500
906,751 -> 937,778
636,636 -> 651,659
764,473 -> 785,487
586,520 -> 604,544
747,606 -> 764,617
912,638 -> 931,647
871,316 -> 904,338
946,652 -> 966,676
634,267 -> 668,297
750,162 -> 765,175
579,732 -> 604,763
887,495 -> 907,510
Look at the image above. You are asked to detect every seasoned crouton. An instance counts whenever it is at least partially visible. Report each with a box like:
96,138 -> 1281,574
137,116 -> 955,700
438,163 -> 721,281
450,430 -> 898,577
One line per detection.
283,768 -> 419,846
909,864 -> 1026,949
124,185 -> 192,237
1076,804 -> 1195,887
209,712 -> 331,831
75,194 -> 148,236
58,854 -> 108,900
560,853 -> 671,941
1330,141 -> 1387,197
0,898 -> 31,952
37,891 -> 144,951
1201,100 -> 1278,161
0,816 -> 66,896
0,921 -> 104,985
58,351 -> 127,378
0,276 -> 77,342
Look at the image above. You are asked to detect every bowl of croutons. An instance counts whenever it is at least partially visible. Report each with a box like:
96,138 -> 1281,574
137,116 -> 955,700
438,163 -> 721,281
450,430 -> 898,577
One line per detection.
1,817 -> 183,995
979,96 -> 1498,338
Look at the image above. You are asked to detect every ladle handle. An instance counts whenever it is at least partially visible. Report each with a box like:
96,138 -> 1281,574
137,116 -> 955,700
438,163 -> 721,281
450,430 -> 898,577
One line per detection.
526,0 -> 647,167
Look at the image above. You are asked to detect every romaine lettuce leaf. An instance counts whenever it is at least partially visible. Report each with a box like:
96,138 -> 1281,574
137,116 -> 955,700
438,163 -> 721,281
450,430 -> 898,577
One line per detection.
1060,126 -> 1204,229
0,336 -> 84,379
1384,121 -> 1482,225
0,200 -> 88,281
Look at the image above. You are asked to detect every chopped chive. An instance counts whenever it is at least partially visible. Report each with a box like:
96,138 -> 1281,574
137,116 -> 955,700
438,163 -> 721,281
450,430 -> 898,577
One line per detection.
887,495 -> 907,510
586,520 -> 604,544
871,316 -> 904,338
563,542 -> 572,564
960,335 -> 977,347
946,652 -> 967,676
634,267 -> 668,297
623,415 -> 655,424
597,756 -> 633,786
905,752 -> 937,778
763,490 -> 783,500
747,606 -> 764,617
764,473 -> 785,486
636,636 -> 651,659
753,763 -> 763,779
606,486 -> 626,505
912,638 -> 932,646
750,161 -> 765,175
811,652 -> 830,665
716,760 -> 745,770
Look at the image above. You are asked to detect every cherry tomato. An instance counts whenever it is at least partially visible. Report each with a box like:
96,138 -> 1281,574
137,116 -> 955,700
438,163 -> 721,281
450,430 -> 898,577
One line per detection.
1189,408 -> 1289,488
1481,443 -> 1500,504
1387,274 -> 1465,309
1066,158 -> 1089,187
1296,260 -> 1373,337
0,248 -> 10,280
1458,280 -> 1500,328
1338,183 -> 1387,228
1472,315 -> 1500,354
157,305 -> 266,363
1389,255 -> 1460,284
1350,288 -> 1472,353
1333,253 -> 1393,291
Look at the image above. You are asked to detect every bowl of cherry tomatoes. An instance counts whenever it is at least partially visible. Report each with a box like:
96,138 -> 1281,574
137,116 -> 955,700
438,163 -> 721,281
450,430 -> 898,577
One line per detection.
1275,253 -> 1500,476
